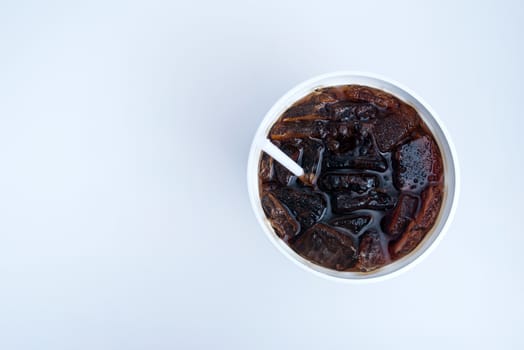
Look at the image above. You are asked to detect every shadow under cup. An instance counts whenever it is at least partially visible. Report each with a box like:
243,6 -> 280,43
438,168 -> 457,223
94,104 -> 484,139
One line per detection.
247,72 -> 459,282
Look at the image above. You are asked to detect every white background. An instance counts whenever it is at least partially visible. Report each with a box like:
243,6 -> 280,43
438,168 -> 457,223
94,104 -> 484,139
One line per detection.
0,0 -> 523,348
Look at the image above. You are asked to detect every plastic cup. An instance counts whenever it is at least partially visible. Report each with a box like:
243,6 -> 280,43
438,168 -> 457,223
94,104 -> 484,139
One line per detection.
247,71 -> 459,283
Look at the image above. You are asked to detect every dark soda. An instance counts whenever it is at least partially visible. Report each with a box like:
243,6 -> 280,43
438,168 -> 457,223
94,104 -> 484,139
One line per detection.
258,85 -> 444,272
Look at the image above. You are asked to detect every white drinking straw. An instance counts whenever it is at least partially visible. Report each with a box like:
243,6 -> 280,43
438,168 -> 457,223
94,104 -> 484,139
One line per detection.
261,138 -> 304,177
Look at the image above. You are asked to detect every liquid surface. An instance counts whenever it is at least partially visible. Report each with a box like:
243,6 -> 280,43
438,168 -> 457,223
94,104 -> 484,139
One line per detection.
258,85 -> 444,272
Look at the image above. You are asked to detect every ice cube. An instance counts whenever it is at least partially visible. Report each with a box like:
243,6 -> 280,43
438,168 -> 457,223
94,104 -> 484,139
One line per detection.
382,194 -> 419,237
281,91 -> 337,122
269,121 -> 328,140
333,190 -> 395,213
323,132 -> 387,171
319,173 -> 379,193
324,153 -> 387,172
273,187 -> 327,230
392,135 -> 443,191
354,103 -> 378,120
324,85 -> 400,110
373,111 -> 418,152
414,185 -> 443,230
261,193 -> 300,241
259,152 -> 274,183
389,228 -> 425,260
321,101 -> 358,121
291,223 -> 357,270
389,186 -> 443,259
356,230 -> 388,272
329,214 -> 372,235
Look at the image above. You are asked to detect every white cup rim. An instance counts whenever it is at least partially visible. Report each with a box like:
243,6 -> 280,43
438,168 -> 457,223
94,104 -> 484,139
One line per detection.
247,71 -> 460,283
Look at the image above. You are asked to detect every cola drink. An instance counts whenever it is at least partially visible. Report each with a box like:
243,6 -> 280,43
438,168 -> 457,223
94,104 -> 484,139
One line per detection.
258,85 -> 444,272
